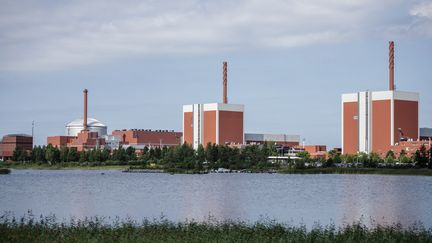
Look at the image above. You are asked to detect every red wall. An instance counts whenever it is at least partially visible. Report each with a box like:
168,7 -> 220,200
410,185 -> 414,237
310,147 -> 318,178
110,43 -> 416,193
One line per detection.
343,102 -> 358,154
183,112 -> 193,145
204,111 -> 216,146
394,100 -> 418,143
218,111 -> 243,144
372,100 -> 391,154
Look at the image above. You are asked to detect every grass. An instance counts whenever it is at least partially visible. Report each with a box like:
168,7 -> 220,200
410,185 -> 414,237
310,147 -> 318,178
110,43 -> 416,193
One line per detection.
278,167 -> 432,176
0,214 -> 431,243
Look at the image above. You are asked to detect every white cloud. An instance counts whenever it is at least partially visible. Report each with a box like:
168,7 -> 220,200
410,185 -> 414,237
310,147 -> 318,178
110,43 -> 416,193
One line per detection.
411,2 -> 432,18
0,0 -> 429,71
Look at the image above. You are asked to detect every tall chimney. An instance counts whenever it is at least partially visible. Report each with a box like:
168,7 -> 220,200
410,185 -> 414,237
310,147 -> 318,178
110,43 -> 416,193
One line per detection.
83,89 -> 88,131
389,41 -> 395,91
223,61 -> 228,104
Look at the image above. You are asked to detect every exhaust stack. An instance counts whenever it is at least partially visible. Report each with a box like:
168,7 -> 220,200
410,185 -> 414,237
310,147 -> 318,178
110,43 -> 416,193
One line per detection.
83,89 -> 88,131
389,41 -> 395,91
223,62 -> 228,104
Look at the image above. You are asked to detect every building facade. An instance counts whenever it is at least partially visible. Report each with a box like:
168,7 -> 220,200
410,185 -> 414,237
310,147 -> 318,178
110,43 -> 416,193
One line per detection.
342,90 -> 419,154
244,133 -> 300,146
47,131 -> 105,152
112,129 -> 182,147
183,103 -> 244,149
0,134 -> 33,160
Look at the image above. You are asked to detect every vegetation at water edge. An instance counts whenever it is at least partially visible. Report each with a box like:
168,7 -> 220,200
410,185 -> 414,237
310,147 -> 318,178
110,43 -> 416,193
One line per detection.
0,214 -> 431,243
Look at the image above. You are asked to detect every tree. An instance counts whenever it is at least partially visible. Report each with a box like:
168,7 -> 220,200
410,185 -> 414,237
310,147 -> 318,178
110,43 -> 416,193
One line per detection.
413,145 -> 428,168
79,151 -> 88,162
125,147 -> 136,161
45,144 -> 60,164
398,150 -> 411,164
356,152 -> 369,164
385,150 -> 396,164
101,149 -> 110,162
59,146 -> 69,162
67,149 -> 79,162
297,151 -> 310,160
429,148 -> 432,169
196,144 -> 206,162
366,152 -> 381,168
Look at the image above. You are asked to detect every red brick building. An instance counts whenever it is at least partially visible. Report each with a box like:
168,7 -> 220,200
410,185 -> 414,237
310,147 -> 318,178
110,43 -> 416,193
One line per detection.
183,103 -> 244,149
112,129 -> 182,147
341,41 -> 419,155
0,134 -> 33,160
47,131 -> 105,152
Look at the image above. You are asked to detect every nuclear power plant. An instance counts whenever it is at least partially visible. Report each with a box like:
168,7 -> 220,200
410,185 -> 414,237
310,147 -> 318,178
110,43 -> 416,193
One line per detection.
36,41 -> 431,159
341,41 -> 420,156
182,62 -> 245,149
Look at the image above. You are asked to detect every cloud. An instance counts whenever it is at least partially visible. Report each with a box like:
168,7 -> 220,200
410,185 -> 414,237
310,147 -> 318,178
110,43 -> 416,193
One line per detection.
0,0 -> 430,71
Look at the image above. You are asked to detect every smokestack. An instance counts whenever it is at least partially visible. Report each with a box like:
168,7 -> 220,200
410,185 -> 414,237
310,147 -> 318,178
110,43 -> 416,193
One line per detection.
389,41 -> 395,91
223,61 -> 228,104
83,89 -> 88,131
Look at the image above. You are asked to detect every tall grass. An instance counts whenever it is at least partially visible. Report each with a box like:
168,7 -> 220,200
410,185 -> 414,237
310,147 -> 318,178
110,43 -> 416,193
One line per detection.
0,214 -> 431,242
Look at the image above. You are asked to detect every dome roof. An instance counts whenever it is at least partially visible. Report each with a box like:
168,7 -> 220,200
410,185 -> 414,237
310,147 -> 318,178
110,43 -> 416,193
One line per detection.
66,118 -> 107,128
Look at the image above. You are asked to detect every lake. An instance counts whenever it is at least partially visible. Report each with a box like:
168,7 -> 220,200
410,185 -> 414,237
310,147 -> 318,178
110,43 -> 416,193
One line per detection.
1,170 -> 432,228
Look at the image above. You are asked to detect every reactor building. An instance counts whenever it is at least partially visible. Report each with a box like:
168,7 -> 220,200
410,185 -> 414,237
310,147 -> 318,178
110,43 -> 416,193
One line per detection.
183,62 -> 244,149
341,41 -> 419,155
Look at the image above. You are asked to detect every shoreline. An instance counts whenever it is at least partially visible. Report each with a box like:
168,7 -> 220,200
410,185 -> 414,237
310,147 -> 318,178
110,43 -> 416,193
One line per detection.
2,163 -> 432,176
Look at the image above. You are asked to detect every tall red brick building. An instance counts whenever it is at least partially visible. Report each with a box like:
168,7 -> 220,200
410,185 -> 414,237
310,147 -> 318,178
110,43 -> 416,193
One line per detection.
183,103 -> 244,149
341,41 -> 419,155
182,62 -> 244,149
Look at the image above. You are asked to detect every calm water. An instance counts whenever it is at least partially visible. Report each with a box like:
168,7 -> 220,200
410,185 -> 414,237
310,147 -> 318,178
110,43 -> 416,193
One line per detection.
1,170 -> 432,227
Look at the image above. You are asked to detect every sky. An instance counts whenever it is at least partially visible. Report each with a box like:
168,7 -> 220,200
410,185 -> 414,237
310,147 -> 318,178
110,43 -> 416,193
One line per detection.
0,0 -> 431,148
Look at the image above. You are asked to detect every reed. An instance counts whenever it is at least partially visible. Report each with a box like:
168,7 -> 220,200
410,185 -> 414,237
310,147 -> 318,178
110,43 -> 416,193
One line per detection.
0,214 -> 431,242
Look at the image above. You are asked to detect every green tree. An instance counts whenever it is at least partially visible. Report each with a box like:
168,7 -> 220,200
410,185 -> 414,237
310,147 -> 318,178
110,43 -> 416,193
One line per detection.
126,147 -> 136,161
385,150 -> 396,164
101,149 -> 110,162
413,145 -> 428,168
196,144 -> 206,162
59,146 -> 69,162
429,148 -> 432,169
398,150 -> 411,164
79,151 -> 88,162
67,149 -> 79,162
45,144 -> 60,164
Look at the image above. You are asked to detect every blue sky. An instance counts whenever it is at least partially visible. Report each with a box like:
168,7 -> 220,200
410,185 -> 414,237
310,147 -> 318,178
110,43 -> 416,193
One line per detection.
1,0 -> 431,148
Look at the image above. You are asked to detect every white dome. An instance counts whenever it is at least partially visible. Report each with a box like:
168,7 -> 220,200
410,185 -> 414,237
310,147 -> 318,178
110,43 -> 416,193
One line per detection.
65,118 -> 107,136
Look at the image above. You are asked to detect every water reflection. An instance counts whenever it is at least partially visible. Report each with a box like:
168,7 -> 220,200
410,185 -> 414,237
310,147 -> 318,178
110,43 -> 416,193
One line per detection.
0,170 -> 431,228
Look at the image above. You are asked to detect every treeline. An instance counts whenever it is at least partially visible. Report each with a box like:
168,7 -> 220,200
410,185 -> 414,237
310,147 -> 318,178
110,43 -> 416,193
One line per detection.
9,143 -> 432,170
324,145 -> 432,168
10,143 -> 278,171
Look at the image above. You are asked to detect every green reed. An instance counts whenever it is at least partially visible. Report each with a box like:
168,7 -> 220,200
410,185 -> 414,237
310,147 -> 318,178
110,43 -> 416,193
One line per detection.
0,213 -> 431,243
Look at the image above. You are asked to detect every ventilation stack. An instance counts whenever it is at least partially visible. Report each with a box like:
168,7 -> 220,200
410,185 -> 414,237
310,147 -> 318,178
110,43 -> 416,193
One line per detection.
389,41 -> 395,91
223,62 -> 228,104
83,89 -> 88,131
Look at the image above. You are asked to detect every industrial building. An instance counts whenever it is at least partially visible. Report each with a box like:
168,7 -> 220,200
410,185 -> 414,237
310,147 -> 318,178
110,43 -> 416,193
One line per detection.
0,134 -> 33,160
420,128 -> 432,141
244,133 -> 300,146
112,129 -> 182,148
342,41 -> 419,155
183,62 -> 244,149
66,118 -> 107,137
48,89 -> 107,151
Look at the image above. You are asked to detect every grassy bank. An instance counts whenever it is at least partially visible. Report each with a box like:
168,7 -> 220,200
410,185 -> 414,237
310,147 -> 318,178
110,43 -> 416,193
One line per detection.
279,167 -> 432,176
0,215 -> 431,243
